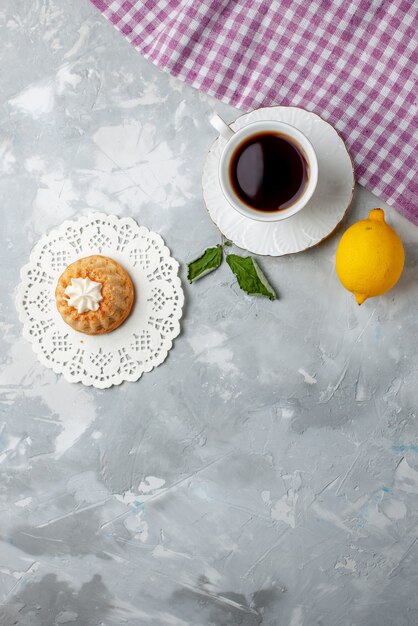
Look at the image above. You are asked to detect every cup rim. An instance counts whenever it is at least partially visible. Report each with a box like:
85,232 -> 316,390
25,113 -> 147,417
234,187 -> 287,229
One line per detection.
218,120 -> 318,222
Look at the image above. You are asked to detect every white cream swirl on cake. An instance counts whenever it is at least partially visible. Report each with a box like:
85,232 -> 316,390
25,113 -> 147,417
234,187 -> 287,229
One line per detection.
64,277 -> 103,314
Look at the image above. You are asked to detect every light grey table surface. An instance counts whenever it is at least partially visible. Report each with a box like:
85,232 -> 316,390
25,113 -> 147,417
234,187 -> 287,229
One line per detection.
1,2 -> 418,625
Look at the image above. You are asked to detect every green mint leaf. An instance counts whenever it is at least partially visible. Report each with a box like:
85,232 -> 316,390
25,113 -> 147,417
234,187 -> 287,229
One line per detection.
226,254 -> 276,300
223,240 -> 232,247
187,245 -> 223,283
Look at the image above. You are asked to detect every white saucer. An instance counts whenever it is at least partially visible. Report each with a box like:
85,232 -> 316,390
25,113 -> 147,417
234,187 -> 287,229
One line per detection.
202,106 -> 355,256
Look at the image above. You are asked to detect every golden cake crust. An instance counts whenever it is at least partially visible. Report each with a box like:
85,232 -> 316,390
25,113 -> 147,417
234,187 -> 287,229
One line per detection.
55,255 -> 134,335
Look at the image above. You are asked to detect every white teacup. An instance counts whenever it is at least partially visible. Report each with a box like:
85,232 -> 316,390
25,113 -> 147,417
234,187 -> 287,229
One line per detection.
209,113 -> 318,222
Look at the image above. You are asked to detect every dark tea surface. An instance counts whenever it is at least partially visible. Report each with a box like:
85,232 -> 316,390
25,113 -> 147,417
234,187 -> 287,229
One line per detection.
229,132 -> 308,212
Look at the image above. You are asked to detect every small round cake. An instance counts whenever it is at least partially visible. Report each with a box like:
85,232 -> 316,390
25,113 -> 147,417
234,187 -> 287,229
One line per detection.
55,255 -> 134,335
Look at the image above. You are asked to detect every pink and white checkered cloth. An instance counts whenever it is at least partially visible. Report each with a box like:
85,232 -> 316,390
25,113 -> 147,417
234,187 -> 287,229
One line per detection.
90,0 -> 418,223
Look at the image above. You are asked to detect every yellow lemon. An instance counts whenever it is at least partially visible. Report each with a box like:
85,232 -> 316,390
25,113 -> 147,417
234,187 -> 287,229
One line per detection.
336,208 -> 404,304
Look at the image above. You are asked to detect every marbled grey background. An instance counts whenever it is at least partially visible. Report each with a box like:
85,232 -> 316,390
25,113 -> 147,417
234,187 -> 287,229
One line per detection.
1,1 -> 418,625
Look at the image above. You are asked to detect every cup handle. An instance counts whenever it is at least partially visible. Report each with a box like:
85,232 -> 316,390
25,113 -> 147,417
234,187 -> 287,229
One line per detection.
209,113 -> 234,141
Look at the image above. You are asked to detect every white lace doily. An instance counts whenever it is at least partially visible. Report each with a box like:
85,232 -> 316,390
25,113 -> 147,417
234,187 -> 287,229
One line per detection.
16,213 -> 184,388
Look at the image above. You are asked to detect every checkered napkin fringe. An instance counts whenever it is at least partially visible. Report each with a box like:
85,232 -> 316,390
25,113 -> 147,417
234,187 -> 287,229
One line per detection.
90,0 -> 418,223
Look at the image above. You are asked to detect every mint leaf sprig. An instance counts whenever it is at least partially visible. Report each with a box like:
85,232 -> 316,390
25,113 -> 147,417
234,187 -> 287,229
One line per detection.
187,243 -> 277,301
187,245 -> 223,283
226,254 -> 276,301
